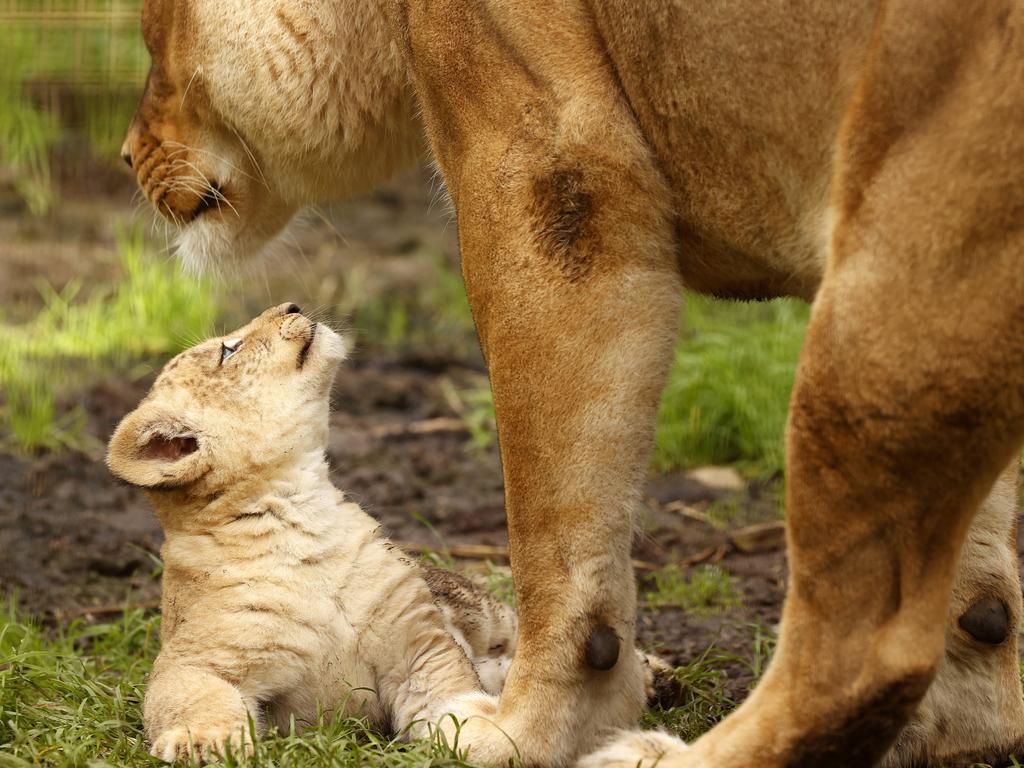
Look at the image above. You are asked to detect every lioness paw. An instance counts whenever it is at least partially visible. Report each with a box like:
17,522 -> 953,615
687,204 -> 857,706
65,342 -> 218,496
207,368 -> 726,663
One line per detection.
577,730 -> 689,768
150,724 -> 252,764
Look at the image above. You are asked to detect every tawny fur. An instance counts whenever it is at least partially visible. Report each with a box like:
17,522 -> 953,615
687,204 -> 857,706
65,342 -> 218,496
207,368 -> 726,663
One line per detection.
122,1 -> 1024,766
107,305 -> 512,762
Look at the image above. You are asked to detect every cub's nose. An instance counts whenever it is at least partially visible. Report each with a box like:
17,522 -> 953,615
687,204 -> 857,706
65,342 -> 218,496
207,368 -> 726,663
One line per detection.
284,303 -> 302,315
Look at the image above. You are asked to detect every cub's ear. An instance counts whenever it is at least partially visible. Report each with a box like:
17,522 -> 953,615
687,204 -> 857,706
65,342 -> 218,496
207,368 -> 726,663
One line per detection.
106,404 -> 209,489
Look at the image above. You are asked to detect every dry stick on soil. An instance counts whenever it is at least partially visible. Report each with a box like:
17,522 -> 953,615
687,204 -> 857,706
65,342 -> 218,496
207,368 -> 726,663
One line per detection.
369,417 -> 468,440
663,501 -> 787,554
55,599 -> 162,620
728,521 -> 786,554
663,501 -> 720,528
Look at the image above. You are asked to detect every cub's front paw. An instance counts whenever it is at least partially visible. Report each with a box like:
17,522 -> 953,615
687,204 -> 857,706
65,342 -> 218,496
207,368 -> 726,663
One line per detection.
577,730 -> 690,768
150,724 -> 252,764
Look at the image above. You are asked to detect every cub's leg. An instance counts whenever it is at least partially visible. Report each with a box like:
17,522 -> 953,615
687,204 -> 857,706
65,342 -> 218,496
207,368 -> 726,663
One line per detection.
145,661 -> 259,763
371,566 -> 501,740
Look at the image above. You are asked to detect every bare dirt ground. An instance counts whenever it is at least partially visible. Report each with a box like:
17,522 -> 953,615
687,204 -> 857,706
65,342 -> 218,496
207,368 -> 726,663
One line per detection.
2,163 -> 787,703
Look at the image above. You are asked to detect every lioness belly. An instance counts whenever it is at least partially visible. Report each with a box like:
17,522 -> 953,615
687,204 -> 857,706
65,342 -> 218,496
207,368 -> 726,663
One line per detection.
590,0 -> 879,299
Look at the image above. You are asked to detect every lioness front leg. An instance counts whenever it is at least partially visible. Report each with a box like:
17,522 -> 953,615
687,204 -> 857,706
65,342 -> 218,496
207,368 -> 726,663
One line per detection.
145,660 -> 259,763
401,4 -> 683,763
436,104 -> 681,768
454,204 -> 681,766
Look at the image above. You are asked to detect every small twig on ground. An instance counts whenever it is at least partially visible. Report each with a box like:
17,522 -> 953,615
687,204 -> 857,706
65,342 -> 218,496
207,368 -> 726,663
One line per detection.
663,501 -> 719,528
54,600 -> 161,620
728,521 -> 786,553
369,417 -> 468,440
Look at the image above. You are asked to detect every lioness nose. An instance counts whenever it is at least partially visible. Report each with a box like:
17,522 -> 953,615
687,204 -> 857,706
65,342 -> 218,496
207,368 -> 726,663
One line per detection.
284,303 -> 302,315
120,136 -> 133,169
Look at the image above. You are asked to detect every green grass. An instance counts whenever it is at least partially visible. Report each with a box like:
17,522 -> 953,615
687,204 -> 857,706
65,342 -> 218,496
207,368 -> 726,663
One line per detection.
0,1 -> 148,212
654,296 -> 808,475
0,227 -> 217,454
0,606 -> 491,767
642,565 -> 741,613
0,602 -> 774,767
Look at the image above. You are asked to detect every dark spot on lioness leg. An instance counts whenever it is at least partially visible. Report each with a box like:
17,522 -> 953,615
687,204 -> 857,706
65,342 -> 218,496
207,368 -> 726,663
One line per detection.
585,623 -> 620,671
958,596 -> 1009,645
530,168 -> 599,282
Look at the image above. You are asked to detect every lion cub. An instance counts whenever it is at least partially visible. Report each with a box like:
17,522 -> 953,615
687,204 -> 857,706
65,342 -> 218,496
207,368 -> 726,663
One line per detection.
107,304 -> 513,762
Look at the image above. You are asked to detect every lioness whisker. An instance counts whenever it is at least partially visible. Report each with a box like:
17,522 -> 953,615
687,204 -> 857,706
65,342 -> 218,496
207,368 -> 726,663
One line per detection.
163,142 -> 264,187
226,124 -> 272,192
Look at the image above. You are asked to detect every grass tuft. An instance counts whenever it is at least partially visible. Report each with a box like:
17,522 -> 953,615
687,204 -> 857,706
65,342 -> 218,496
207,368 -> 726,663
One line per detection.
654,296 -> 808,475
639,645 -> 739,742
642,565 -> 741,613
0,604 -> 158,767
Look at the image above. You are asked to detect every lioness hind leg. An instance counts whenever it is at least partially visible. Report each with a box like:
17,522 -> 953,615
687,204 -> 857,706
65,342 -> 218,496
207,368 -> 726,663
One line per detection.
883,461 -> 1024,767
580,6 -> 1024,765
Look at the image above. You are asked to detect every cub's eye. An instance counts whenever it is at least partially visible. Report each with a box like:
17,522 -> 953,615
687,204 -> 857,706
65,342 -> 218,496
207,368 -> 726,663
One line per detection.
219,339 -> 243,365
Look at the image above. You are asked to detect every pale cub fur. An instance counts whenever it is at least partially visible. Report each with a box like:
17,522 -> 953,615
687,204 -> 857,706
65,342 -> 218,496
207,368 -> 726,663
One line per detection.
107,304 -> 512,762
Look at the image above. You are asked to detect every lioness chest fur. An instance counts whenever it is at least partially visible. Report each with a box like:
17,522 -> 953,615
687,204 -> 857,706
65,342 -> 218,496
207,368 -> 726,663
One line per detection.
106,304 -> 513,761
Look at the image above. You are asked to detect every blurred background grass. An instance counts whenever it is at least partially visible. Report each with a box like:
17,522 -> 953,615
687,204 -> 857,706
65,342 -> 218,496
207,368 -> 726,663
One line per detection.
0,0 -> 147,213
0,0 -> 809,473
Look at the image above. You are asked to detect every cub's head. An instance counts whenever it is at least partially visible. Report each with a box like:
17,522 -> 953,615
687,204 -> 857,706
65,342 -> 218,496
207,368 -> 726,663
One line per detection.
107,303 -> 347,495
122,0 -> 420,273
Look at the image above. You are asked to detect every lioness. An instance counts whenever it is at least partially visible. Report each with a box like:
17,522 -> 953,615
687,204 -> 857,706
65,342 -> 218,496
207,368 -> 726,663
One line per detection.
121,1 -> 1024,766
106,305 -> 513,760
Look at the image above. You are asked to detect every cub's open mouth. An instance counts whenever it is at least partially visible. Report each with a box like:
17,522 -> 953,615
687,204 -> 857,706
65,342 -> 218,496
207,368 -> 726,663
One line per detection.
297,323 -> 317,368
